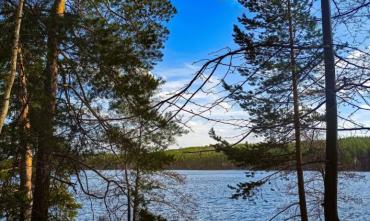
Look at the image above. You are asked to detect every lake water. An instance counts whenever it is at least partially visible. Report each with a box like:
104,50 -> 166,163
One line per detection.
75,170 -> 370,221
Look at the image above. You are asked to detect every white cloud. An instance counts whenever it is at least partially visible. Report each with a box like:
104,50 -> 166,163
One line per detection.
153,63 -> 199,80
161,45 -> 370,149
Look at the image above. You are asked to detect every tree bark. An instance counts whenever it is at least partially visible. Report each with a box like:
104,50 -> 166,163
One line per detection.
0,0 -> 24,134
320,0 -> 340,220
132,169 -> 140,221
18,48 -> 33,221
287,1 -> 308,220
31,1 -> 65,220
124,151 -> 132,221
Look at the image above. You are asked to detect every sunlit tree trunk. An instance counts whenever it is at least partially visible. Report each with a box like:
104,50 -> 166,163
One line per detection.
320,0 -> 339,220
0,0 -> 24,134
18,48 -> 33,221
31,1 -> 65,220
287,1 -> 308,220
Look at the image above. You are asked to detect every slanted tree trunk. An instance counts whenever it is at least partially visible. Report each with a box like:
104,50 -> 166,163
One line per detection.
18,48 -> 33,221
287,1 -> 308,220
0,0 -> 24,134
31,1 -> 65,220
320,0 -> 339,220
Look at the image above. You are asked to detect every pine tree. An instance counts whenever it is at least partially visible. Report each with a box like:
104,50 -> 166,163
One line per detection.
18,48 -> 33,221
219,0 -> 324,219
31,1 -> 66,220
320,0 -> 339,220
0,0 -> 176,219
105,70 -> 186,220
0,0 -> 24,134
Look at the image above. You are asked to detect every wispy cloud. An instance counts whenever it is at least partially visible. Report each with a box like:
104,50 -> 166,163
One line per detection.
153,63 -> 199,81
156,63 -> 260,148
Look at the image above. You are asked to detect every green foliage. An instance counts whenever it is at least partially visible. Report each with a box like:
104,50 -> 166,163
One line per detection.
138,209 -> 167,221
0,166 -> 22,220
228,175 -> 267,199
0,161 -> 80,220
166,146 -> 234,169
85,136 -> 370,171
216,142 -> 293,169
222,0 -> 323,142
338,137 -> 370,170
219,136 -> 370,171
84,152 -> 120,170
0,0 -> 177,219
210,136 -> 370,201
48,182 -> 81,221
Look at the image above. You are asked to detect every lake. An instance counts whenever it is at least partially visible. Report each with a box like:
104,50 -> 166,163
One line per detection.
75,170 -> 370,221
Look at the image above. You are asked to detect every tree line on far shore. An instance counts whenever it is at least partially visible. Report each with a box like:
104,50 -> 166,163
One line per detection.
1,0 -> 370,220
83,136 -> 370,171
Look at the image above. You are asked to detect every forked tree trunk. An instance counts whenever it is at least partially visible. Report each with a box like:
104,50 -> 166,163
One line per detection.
320,0 -> 339,220
287,1 -> 308,220
18,48 -> 33,221
0,0 -> 24,134
31,1 -> 65,220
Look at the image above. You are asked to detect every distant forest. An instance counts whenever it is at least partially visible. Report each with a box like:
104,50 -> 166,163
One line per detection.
2,0 -> 370,219
86,136 -> 370,171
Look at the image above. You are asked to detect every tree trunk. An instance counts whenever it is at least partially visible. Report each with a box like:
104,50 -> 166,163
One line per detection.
287,1 -> 308,220
31,1 -> 65,220
320,0 -> 339,220
0,0 -> 24,134
132,170 -> 140,221
124,151 -> 132,221
18,48 -> 33,221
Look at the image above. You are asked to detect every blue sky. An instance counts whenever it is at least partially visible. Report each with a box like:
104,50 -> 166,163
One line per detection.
153,0 -> 370,148
155,0 -> 243,74
152,0 -> 246,147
